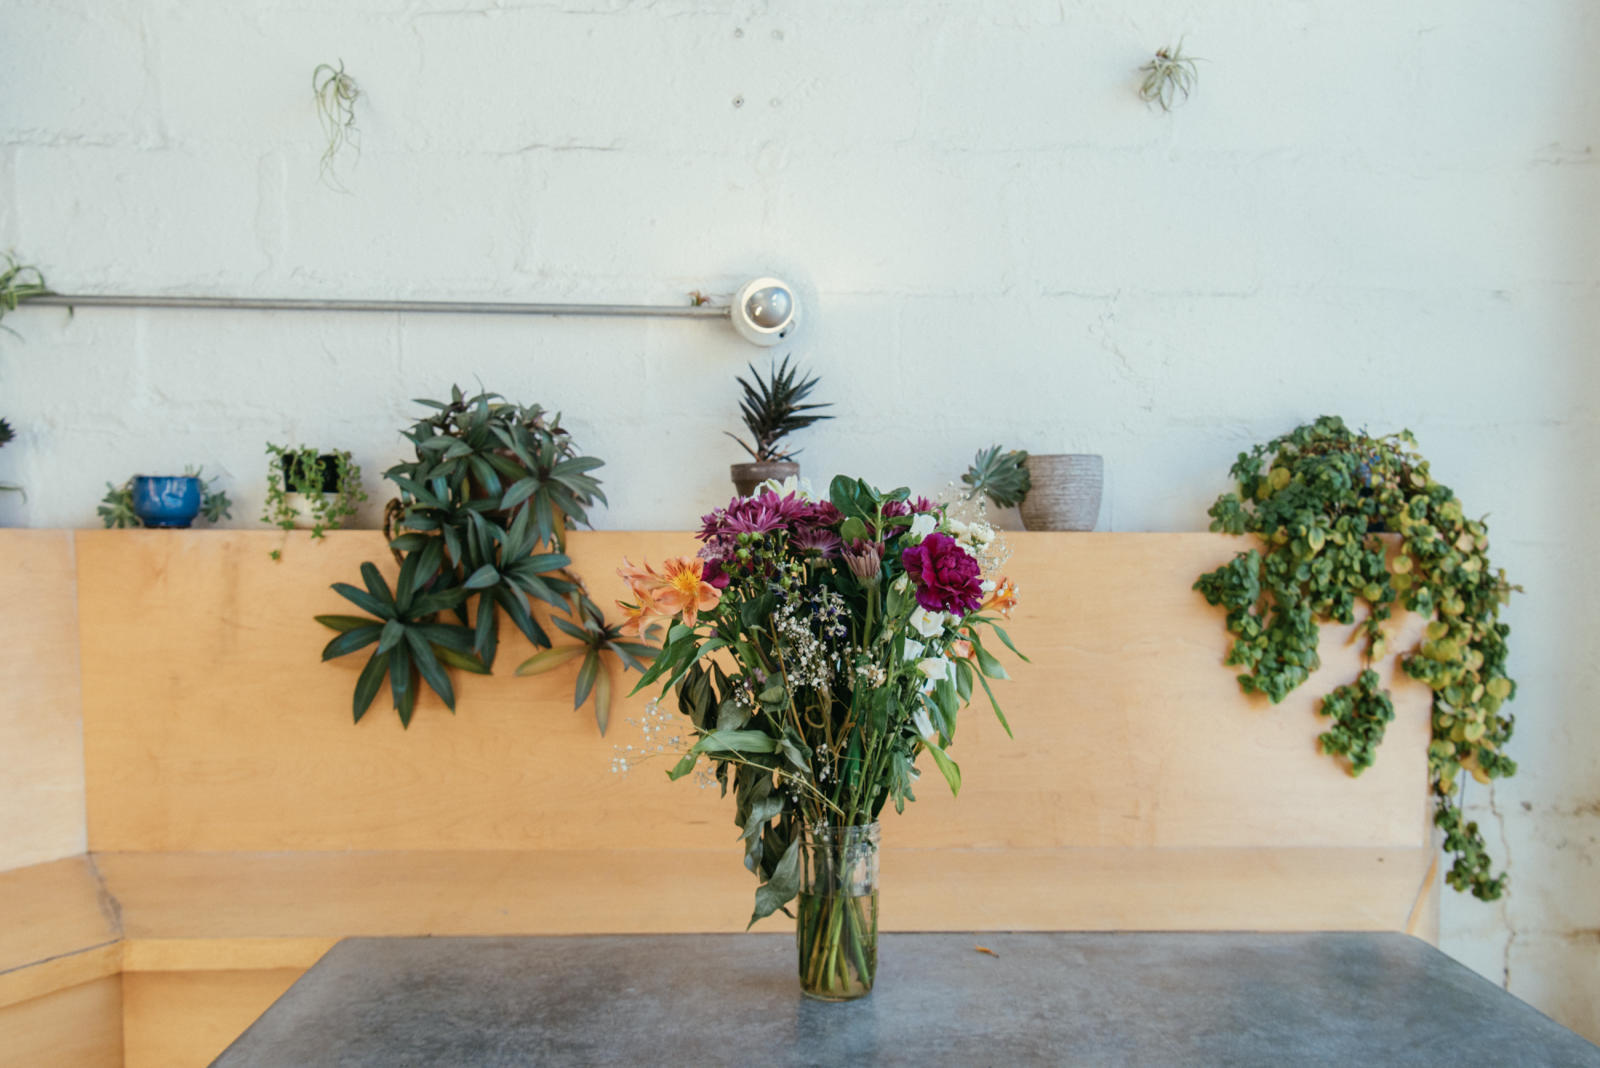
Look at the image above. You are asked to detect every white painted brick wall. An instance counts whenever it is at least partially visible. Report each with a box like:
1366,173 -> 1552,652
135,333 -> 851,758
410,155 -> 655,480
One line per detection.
2,0 -> 1597,1040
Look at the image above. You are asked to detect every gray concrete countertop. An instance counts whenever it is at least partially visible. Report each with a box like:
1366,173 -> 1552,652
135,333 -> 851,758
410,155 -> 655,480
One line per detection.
213,932 -> 1600,1067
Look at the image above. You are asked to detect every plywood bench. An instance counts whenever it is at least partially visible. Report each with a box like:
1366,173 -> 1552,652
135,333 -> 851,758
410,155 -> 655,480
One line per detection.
1,531 -> 1440,1066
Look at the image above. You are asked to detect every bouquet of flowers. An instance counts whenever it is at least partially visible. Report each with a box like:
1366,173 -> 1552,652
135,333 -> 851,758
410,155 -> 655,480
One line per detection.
621,475 -> 1023,999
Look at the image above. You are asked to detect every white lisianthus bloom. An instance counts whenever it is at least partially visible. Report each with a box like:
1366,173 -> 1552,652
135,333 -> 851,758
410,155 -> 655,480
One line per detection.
892,574 -> 912,594
908,606 -> 948,638
754,475 -> 814,500
916,656 -> 952,682
902,637 -> 925,662
912,707 -> 936,741
907,513 -> 938,541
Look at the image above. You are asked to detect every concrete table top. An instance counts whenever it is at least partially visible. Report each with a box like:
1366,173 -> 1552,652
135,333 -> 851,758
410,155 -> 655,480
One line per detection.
213,932 -> 1600,1067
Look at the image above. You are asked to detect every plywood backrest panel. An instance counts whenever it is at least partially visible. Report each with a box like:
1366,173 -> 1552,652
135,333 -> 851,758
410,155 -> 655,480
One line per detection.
0,530 -> 88,871
73,530 -> 1430,853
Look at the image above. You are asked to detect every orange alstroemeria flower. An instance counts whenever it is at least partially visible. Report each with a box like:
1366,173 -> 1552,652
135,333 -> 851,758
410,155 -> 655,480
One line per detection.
652,556 -> 722,628
949,638 -> 974,660
982,577 -> 1019,617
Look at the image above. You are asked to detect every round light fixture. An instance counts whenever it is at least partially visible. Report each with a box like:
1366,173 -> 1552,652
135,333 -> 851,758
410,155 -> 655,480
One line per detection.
731,277 -> 799,346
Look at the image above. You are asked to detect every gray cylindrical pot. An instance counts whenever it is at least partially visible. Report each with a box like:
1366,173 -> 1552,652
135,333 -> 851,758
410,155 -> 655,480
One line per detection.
731,460 -> 799,497
1020,454 -> 1103,531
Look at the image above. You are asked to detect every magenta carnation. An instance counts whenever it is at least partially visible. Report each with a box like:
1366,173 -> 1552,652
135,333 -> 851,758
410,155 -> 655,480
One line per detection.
900,532 -> 984,614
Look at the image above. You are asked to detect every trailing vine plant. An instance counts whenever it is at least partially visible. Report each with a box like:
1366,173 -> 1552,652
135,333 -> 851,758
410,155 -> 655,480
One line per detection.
1194,416 -> 1518,901
312,60 -> 361,190
262,444 -> 366,557
315,387 -> 655,731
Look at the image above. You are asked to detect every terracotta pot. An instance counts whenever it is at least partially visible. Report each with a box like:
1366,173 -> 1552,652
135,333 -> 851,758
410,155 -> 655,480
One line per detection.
1020,454 -> 1103,531
731,460 -> 799,497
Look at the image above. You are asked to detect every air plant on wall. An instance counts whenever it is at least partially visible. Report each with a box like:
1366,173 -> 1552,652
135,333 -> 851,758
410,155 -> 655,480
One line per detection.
1138,41 -> 1200,112
312,60 -> 361,189
0,253 -> 52,335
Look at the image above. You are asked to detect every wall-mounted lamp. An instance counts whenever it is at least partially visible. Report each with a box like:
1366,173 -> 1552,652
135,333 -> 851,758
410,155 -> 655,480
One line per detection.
25,275 -> 804,348
730,277 -> 800,347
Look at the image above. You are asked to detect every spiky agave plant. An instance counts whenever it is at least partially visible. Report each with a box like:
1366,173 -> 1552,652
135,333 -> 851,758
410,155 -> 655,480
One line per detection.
962,445 -> 1031,510
726,355 -> 833,462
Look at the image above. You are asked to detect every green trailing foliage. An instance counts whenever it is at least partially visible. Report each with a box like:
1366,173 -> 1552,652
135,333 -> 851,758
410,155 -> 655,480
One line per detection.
316,386 -> 654,731
0,417 -> 18,495
262,444 -> 367,551
727,355 -> 832,462
961,445 -> 1031,510
1195,416 -> 1518,901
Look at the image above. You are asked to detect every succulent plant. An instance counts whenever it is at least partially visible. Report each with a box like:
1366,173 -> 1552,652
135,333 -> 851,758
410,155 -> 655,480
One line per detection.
727,355 -> 832,463
961,445 -> 1031,510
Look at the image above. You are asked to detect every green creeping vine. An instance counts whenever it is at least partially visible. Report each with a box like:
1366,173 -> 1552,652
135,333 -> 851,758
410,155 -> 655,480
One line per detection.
1195,416 -> 1518,901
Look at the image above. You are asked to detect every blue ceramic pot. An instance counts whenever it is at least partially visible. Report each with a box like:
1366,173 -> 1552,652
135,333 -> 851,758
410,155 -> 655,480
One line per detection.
131,475 -> 202,528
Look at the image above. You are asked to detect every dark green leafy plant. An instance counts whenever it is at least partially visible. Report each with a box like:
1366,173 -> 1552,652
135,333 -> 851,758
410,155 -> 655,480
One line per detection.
317,386 -> 653,731
0,418 -> 18,496
99,467 -> 232,528
1195,416 -> 1518,900
961,445 -> 1031,510
727,355 -> 832,462
262,444 -> 366,550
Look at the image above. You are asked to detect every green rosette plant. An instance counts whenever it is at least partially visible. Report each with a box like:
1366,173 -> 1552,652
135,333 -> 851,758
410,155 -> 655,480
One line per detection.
316,386 -> 654,730
1194,416 -> 1518,900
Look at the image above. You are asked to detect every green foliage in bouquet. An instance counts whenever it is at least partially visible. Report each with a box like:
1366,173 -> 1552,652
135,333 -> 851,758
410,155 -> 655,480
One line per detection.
316,387 -> 654,731
1194,416 -> 1518,900
727,355 -> 832,462
626,476 -> 1025,936
961,444 -> 1031,510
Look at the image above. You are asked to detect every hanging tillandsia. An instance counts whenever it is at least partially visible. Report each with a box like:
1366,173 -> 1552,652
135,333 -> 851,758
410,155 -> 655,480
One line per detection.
315,387 -> 655,732
622,476 -> 1025,999
1138,41 -> 1200,112
0,253 -> 53,336
312,60 -> 361,190
1194,416 -> 1519,901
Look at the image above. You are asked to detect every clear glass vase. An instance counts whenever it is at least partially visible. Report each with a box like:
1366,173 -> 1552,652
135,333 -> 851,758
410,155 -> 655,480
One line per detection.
796,822 -> 880,1001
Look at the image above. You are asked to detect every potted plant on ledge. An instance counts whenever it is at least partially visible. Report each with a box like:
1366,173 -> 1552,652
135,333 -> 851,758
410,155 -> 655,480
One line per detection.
727,356 -> 832,497
262,444 -> 366,543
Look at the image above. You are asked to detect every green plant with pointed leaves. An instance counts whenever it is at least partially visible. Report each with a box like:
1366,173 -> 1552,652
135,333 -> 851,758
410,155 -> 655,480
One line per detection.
312,60 -> 361,191
727,355 -> 832,462
317,386 -> 652,731
961,445 -> 1031,510
1195,416 -> 1519,901
0,253 -> 52,336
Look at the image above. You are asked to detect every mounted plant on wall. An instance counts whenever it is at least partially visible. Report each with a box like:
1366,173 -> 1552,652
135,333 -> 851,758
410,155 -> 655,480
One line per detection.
312,60 -> 361,190
1194,416 -> 1518,900
315,387 -> 655,731
727,356 -> 832,496
1138,41 -> 1200,112
0,253 -> 53,335
262,444 -> 366,557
